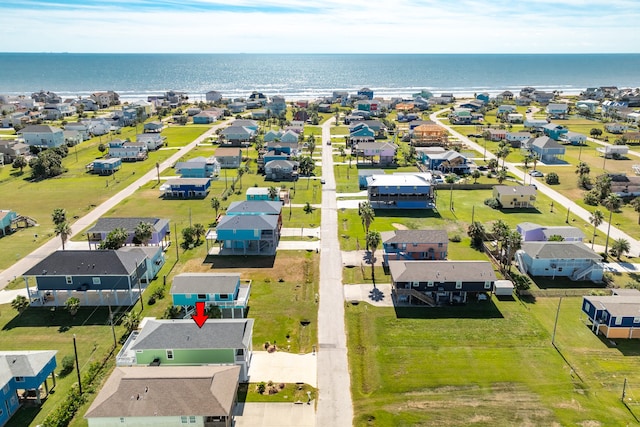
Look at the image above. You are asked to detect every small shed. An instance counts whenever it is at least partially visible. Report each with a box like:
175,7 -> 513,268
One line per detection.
494,280 -> 514,296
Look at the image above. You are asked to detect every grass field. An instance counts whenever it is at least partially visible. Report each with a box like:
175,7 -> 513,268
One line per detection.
347,296 -> 640,426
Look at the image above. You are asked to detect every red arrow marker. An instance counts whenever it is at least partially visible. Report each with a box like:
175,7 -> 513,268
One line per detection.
191,301 -> 208,328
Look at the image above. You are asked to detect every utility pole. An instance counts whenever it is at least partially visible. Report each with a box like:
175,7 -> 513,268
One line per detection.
73,334 -> 82,395
108,305 -> 117,348
174,222 -> 179,261
565,207 -> 570,224
622,378 -> 628,402
552,297 -> 563,346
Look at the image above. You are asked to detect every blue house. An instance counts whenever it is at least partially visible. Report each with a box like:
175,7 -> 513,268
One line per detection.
246,187 -> 281,202
221,126 -> 254,145
174,156 -> 220,178
516,241 -> 603,282
476,93 -> 490,104
265,140 -> 299,156
349,123 -> 376,145
366,173 -> 434,209
214,214 -> 281,255
418,148 -> 470,174
545,103 -> 569,119
542,123 -> 569,140
86,158 -> 122,175
582,289 -> 640,339
18,125 -> 65,149
23,248 -> 163,307
357,87 -> 374,100
530,136 -> 565,163
358,169 -> 385,189
0,210 -> 17,237
161,178 -> 210,198
458,100 -> 484,111
0,351 -> 58,426
170,273 -> 250,318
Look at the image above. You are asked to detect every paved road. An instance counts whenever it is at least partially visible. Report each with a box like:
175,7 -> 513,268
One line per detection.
316,118 -> 354,426
430,109 -> 640,257
0,119 -> 231,288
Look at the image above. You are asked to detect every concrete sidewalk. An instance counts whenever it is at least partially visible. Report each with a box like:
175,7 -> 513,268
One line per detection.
234,403 -> 315,427
0,288 -> 29,305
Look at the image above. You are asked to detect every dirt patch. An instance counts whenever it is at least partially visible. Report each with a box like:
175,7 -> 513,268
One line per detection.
392,223 -> 408,230
181,252 -> 313,284
578,421 -> 602,427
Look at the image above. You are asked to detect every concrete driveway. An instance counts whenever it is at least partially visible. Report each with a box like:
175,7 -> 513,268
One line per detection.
234,403 -> 315,427
343,283 -> 394,307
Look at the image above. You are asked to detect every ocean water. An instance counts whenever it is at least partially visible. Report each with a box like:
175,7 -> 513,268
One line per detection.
0,53 -> 638,102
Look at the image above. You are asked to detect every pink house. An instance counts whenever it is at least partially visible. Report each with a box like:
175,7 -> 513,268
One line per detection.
381,229 -> 448,265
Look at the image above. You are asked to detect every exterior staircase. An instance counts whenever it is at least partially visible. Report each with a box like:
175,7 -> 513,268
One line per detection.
395,288 -> 436,307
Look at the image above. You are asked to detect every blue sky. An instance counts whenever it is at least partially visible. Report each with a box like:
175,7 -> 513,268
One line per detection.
1,0 -> 639,53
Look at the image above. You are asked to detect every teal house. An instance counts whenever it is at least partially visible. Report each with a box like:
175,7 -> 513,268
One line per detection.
86,158 -> 122,175
116,318 -> 254,381
542,123 -> 569,140
0,351 -> 58,427
213,201 -> 282,255
170,273 -> 250,318
0,210 -> 17,237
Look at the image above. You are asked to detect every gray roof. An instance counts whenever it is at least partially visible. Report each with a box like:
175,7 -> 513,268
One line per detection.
84,365 -> 240,419
170,273 -> 240,295
521,242 -> 601,260
216,214 -> 279,231
494,185 -> 537,196
358,169 -> 385,177
165,178 -> 210,186
388,261 -> 496,283
23,250 -> 141,276
88,217 -> 168,234
227,200 -> 282,215
532,136 -> 564,149
0,351 -> 57,387
382,229 -> 448,245
584,292 -> 640,317
355,142 -> 397,150
265,159 -> 298,168
19,124 -> 62,134
130,319 -> 253,351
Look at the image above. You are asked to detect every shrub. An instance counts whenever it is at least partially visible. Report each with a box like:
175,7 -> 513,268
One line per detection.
545,172 -> 559,185
449,234 -> 462,243
484,197 -> 500,209
257,382 -> 266,394
147,296 -> 156,305
583,190 -> 599,206
60,355 -> 75,376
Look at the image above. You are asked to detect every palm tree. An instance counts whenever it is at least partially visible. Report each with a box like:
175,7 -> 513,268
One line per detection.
193,223 -> 206,243
631,197 -> 640,225
11,295 -> 29,315
51,208 -> 67,226
267,186 -> 278,201
503,230 -> 522,272
575,161 -> 590,177
155,162 -> 160,184
236,166 -> 245,190
471,169 -> 481,184
610,238 -> 631,260
306,135 -> 316,158
602,194 -> 622,256
55,221 -> 71,250
100,227 -> 128,249
211,197 -> 221,218
366,230 -> 382,279
122,310 -> 141,333
358,201 -> 375,238
496,169 -> 507,184
589,209 -> 605,250
467,221 -> 486,249
487,158 -> 499,171
65,296 -> 80,317
134,221 -> 153,245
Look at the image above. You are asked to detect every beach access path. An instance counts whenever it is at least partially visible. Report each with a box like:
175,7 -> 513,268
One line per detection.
316,117 -> 354,426
431,108 -> 640,257
0,119 -> 232,289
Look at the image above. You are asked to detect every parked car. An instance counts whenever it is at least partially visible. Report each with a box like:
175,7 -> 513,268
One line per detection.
529,170 -> 544,177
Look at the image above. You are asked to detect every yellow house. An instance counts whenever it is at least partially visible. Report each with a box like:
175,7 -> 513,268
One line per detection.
493,185 -> 537,209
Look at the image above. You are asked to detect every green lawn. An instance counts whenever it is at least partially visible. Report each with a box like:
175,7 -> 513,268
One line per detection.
347,296 -> 640,426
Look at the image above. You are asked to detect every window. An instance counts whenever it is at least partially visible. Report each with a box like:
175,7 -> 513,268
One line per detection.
455,281 -> 462,290
197,294 -> 206,300
120,418 -> 125,423
65,276 -> 73,285
166,350 -> 174,360
427,281 -> 434,287
236,349 -> 244,356
484,281 -> 491,290
412,281 -> 420,288
614,317 -> 622,326
92,277 -> 101,285
181,416 -> 188,424
220,294 -> 229,300
584,302 -> 591,312
634,317 -> 640,324
189,416 -> 196,423
15,376 -> 24,382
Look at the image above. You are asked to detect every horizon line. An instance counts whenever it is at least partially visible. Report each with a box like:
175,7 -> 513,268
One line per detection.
1,51 -> 640,55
